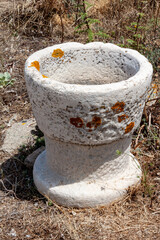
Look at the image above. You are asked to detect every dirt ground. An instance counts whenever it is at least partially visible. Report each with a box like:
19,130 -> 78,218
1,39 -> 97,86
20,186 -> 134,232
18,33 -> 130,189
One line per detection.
0,1 -> 160,239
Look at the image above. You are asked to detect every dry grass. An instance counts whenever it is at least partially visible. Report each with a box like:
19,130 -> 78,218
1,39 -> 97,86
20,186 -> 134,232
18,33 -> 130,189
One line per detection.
1,0 -> 159,69
0,147 -> 160,240
1,0 -> 159,45
1,0 -> 74,39
0,164 -> 160,240
0,0 -> 160,239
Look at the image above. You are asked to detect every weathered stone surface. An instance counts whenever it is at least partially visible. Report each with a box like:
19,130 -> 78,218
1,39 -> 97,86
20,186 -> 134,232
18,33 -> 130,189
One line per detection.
1,119 -> 36,153
34,149 -> 141,207
25,42 -> 152,145
24,146 -> 45,167
25,42 -> 153,207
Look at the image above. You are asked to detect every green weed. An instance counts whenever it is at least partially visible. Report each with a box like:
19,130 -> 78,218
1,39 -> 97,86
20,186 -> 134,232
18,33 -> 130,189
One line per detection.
116,150 -> 122,156
0,72 -> 15,88
74,0 -> 106,42
142,166 -> 154,198
47,200 -> 53,206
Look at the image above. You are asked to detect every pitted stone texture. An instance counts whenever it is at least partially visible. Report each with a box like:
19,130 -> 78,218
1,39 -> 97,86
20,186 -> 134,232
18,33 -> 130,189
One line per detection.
44,136 -> 132,182
34,148 -> 141,208
25,42 -> 153,145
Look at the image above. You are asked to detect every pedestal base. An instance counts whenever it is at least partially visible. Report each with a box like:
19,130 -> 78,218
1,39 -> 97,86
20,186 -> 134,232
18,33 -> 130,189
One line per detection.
33,150 -> 141,208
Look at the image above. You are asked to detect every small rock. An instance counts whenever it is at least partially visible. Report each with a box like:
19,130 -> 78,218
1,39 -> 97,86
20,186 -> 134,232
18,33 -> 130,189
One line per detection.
24,146 -> 45,167
154,177 -> 160,182
7,113 -> 17,127
71,211 -> 76,216
34,202 -> 39,207
1,118 -> 36,154
26,235 -> 31,238
8,228 -> 17,237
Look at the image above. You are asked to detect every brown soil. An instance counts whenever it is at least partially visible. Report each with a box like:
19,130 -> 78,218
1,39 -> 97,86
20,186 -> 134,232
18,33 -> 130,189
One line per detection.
0,1 -> 160,239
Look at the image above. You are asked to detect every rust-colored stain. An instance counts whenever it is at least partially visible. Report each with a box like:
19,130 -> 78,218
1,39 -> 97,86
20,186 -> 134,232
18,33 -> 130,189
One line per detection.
70,117 -> 84,128
42,75 -> 48,78
125,122 -> 135,133
118,114 -> 129,122
86,122 -> 92,128
86,116 -> 101,131
29,61 -> 40,71
52,49 -> 64,58
111,102 -> 125,113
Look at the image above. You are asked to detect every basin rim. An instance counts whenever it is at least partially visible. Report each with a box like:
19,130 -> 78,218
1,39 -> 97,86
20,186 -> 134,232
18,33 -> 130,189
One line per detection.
25,42 -> 153,94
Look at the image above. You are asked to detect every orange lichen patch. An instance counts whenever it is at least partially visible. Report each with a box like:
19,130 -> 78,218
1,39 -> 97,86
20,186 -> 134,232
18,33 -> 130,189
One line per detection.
70,117 -> 84,128
125,122 -> 135,134
147,83 -> 158,100
86,116 -> 101,131
111,102 -> 125,113
29,61 -> 40,71
118,114 -> 129,122
52,49 -> 64,58
42,75 -> 48,78
152,83 -> 158,94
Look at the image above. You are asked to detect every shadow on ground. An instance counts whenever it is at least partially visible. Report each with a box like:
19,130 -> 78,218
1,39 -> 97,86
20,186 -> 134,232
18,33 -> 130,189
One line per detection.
0,126 -> 45,201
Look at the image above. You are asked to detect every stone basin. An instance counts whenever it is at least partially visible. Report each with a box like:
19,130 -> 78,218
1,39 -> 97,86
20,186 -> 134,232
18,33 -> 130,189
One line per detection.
25,42 -> 153,207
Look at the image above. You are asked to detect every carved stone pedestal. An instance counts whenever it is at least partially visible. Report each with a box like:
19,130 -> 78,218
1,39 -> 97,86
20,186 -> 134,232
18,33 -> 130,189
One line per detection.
25,42 -> 152,207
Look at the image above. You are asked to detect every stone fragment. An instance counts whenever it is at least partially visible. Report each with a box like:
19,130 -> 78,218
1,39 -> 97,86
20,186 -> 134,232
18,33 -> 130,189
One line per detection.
1,118 -> 36,154
24,146 -> 45,167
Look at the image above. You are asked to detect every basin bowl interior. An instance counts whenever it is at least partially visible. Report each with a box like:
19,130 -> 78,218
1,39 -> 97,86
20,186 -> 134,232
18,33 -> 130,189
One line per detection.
40,48 -> 140,85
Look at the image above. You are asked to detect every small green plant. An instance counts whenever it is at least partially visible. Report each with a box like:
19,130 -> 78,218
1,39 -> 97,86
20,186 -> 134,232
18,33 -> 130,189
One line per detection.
47,200 -> 53,206
145,47 -> 160,72
36,208 -> 41,212
116,150 -> 122,156
74,0 -> 106,42
0,72 -> 15,88
118,1 -> 156,53
124,10 -> 146,51
35,136 -> 45,148
142,167 -> 154,198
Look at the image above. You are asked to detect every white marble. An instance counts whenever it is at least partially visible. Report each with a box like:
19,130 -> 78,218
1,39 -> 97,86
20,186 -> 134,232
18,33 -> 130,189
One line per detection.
24,42 -> 153,207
